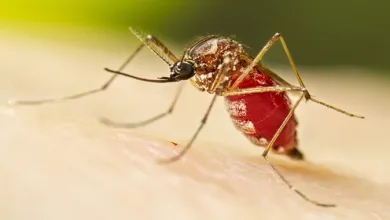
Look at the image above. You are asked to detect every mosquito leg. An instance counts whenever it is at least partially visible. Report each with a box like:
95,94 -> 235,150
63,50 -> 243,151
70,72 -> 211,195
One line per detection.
224,86 -> 336,206
101,56 -> 232,128
309,97 -> 364,118
261,94 -> 336,207
273,34 -> 364,118
230,33 -> 282,90
231,33 -> 364,118
159,94 -> 218,164
8,43 -> 146,106
157,57 -> 230,162
100,82 -> 185,128
222,86 -> 304,96
261,94 -> 304,157
129,27 -> 179,65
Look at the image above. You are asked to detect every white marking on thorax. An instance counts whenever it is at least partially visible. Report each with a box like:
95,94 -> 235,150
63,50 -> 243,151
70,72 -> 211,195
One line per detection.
225,99 -> 247,117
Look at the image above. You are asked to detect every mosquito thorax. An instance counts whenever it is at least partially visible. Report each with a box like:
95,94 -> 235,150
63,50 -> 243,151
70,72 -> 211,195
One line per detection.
185,35 -> 245,93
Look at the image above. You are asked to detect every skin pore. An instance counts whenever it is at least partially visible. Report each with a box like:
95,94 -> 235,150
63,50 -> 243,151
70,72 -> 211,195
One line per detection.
1,28 -> 389,220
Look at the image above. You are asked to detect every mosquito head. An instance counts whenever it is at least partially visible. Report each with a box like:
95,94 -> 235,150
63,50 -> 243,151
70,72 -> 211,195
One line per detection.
167,60 -> 196,81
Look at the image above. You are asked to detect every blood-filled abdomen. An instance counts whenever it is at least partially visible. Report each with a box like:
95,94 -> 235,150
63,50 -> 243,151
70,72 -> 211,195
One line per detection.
224,67 -> 300,157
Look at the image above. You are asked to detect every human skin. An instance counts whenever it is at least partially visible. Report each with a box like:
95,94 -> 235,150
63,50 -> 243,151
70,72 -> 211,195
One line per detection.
1,28 -> 389,220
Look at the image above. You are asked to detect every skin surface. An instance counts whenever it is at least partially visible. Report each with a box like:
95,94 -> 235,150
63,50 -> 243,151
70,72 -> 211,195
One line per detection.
1,28 -> 390,220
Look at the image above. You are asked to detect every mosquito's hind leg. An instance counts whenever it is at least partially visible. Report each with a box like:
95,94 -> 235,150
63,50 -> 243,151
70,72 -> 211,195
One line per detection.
100,82 -> 185,129
231,32 -> 364,119
8,44 -> 145,106
262,94 -> 335,207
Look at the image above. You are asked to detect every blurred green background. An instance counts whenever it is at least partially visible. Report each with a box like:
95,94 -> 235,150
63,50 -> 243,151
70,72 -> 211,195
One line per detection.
1,0 -> 389,74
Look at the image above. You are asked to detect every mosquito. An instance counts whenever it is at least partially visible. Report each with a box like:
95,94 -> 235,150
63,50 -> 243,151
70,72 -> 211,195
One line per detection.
10,27 -> 364,207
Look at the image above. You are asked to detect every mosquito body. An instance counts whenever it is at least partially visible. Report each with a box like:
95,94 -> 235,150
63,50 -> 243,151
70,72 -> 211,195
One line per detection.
184,35 -> 303,159
10,27 -> 364,207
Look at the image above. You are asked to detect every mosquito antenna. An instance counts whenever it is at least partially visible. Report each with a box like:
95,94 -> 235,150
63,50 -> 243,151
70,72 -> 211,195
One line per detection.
104,68 -> 177,83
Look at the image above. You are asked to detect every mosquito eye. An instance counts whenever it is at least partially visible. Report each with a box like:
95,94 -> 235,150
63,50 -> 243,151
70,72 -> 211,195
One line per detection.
172,61 -> 195,80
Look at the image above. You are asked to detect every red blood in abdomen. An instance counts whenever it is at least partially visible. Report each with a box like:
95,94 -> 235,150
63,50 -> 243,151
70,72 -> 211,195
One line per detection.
225,68 -> 298,151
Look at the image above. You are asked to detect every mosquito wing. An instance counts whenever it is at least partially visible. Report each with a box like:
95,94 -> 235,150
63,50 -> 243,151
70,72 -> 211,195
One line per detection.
238,55 -> 292,87
259,65 -> 294,87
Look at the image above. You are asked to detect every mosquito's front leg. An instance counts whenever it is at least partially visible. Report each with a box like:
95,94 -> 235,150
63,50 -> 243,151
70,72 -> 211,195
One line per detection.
8,43 -> 146,106
8,27 -> 180,106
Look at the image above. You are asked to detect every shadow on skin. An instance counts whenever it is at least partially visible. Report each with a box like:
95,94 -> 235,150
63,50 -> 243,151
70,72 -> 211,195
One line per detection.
150,139 -> 390,211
